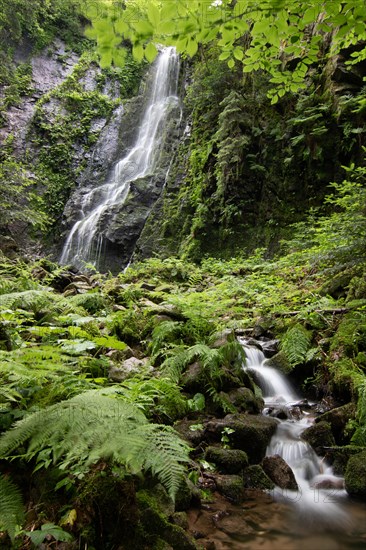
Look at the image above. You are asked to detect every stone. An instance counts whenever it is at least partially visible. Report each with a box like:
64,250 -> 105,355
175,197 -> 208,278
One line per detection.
301,421 -> 336,455
344,451 -> 366,500
243,465 -> 275,490
108,357 -> 149,381
262,455 -> 298,491
215,475 -> 245,503
205,447 -> 249,474
227,387 -> 264,414
211,329 -> 236,348
205,414 -> 278,464
315,402 -> 356,445
174,419 -> 206,448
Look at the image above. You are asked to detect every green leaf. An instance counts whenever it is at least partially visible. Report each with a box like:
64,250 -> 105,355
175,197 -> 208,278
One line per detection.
187,38 -> 198,57
233,47 -> 243,61
145,42 -> 158,62
132,43 -> 144,62
228,58 -> 235,69
147,4 -> 160,27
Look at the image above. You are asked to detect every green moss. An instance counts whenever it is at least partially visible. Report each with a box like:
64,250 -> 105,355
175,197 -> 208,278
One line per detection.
243,465 -> 275,490
344,450 -> 366,499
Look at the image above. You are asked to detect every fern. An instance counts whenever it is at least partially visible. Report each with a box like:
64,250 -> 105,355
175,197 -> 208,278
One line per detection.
0,290 -> 55,312
281,323 -> 312,366
0,475 -> 24,541
0,392 -> 190,501
150,320 -> 182,356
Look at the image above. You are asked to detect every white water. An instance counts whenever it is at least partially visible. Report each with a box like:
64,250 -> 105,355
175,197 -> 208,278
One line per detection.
60,47 -> 180,269
242,342 -> 350,528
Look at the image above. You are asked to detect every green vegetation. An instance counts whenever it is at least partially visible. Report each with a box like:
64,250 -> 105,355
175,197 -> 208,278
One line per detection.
87,0 -> 366,102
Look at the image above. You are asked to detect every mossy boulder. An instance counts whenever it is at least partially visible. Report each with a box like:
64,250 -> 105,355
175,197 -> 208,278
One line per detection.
301,421 -> 336,455
215,474 -> 245,503
243,465 -> 275,490
205,446 -> 249,474
227,387 -> 264,414
137,490 -> 198,549
316,402 -> 356,445
265,351 -> 292,374
344,451 -> 366,500
205,414 -> 278,463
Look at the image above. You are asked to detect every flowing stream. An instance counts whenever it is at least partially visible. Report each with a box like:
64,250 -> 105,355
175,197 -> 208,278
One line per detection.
60,47 -> 180,270
236,342 -> 366,548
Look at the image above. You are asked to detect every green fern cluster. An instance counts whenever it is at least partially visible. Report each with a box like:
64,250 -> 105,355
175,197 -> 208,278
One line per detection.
0,475 -> 24,541
0,391 -> 190,501
351,380 -> 366,446
281,323 -> 312,367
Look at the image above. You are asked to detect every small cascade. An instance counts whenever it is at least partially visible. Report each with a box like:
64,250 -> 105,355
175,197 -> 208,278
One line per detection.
241,341 -> 350,528
60,47 -> 180,270
242,343 -> 299,404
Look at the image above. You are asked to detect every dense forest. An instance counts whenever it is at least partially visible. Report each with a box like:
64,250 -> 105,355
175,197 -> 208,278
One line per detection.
0,1 -> 366,548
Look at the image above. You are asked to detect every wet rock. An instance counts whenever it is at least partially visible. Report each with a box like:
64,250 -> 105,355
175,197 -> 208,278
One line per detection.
265,351 -> 292,374
205,414 -> 278,463
311,474 -> 344,490
205,447 -> 249,474
227,387 -> 264,414
262,455 -> 298,491
258,339 -> 279,356
301,421 -> 336,455
215,475 -> 245,503
243,465 -> 275,490
315,402 -> 356,445
345,451 -> 366,500
266,405 -> 291,420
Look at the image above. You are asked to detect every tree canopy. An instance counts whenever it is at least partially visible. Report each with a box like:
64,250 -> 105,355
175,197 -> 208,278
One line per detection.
85,0 -> 366,102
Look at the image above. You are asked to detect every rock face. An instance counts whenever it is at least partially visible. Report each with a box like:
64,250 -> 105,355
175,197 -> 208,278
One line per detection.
262,455 -> 298,491
315,402 -> 356,445
344,451 -> 366,499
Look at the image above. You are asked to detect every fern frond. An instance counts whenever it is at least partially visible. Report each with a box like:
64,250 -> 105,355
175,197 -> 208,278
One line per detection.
281,323 -> 312,366
0,474 -> 24,540
0,392 -> 190,500
0,290 -> 55,312
151,320 -> 182,356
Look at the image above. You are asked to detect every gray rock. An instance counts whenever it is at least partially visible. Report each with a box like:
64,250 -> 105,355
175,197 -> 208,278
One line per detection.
108,357 -> 149,381
215,474 -> 245,503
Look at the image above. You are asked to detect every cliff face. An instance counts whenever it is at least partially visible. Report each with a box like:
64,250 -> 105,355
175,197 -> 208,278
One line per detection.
0,32 -> 365,269
135,47 -> 366,263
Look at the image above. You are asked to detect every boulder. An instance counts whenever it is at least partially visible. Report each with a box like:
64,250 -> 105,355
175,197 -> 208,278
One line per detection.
262,455 -> 298,490
301,421 -> 336,455
345,451 -> 366,500
243,465 -> 275,490
315,402 -> 356,445
205,414 -> 278,463
227,387 -> 264,414
108,357 -> 149,381
204,447 -> 249,474
215,475 -> 245,503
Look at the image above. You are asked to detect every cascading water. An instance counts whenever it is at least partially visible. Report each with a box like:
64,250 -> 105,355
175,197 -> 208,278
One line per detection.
241,340 -> 350,529
60,47 -> 180,270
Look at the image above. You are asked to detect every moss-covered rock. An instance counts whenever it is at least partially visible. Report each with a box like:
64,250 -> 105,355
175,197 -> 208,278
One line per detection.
137,490 -> 198,550
265,351 -> 292,374
243,465 -> 275,490
344,451 -> 366,500
205,446 -> 249,474
215,474 -> 245,503
316,402 -> 356,445
301,421 -> 336,455
205,414 -> 278,463
227,387 -> 264,414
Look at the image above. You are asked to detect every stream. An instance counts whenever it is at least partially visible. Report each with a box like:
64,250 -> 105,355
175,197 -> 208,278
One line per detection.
188,344 -> 366,549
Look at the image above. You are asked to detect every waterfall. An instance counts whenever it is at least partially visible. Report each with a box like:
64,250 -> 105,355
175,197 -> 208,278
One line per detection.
60,47 -> 180,270
241,341 -> 350,527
